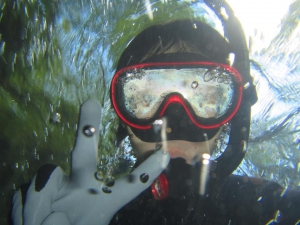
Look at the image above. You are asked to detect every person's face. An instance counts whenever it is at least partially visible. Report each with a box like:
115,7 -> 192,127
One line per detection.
116,46 -> 233,164
126,125 -> 222,164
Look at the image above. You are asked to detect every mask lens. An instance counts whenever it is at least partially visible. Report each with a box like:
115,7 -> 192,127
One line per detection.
111,62 -> 242,129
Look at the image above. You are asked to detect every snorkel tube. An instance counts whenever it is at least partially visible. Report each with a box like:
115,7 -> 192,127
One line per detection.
203,0 -> 257,178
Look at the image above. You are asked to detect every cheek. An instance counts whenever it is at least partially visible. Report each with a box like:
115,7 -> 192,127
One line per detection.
127,126 -> 222,162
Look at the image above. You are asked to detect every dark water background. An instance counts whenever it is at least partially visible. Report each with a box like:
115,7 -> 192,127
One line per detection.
0,0 -> 299,224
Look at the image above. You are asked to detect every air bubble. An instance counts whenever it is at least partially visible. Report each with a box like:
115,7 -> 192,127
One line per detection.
88,189 -> 99,195
211,123 -> 231,160
217,77 -> 224,83
241,140 -> 247,152
257,196 -> 263,202
215,139 -> 222,149
202,153 -> 211,165
153,119 -> 163,125
153,119 -> 163,133
274,210 -> 283,223
126,72 -> 133,78
166,127 -> 172,133
0,3 -> 6,11
26,93 -> 30,102
227,53 -> 235,66
94,171 -> 104,181
50,112 -> 61,123
0,41 -> 5,56
155,143 -> 162,151
204,69 -> 218,82
243,82 -> 250,89
83,125 -> 96,137
140,173 -> 149,183
44,127 -> 48,136
11,53 -> 17,67
105,179 -> 115,187
191,81 -> 198,89
280,187 -> 288,197
102,187 -> 112,194
220,7 -> 229,20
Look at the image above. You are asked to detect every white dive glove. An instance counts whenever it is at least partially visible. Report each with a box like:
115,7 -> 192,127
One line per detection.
12,99 -> 170,225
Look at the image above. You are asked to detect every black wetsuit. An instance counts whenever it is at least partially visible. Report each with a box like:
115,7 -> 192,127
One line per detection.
110,160 -> 300,225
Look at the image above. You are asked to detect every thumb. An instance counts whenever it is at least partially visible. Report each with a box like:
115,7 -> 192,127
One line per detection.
23,165 -> 68,225
106,150 -> 170,209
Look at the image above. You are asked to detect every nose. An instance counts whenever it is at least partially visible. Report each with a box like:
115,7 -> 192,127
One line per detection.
159,95 -> 190,118
162,102 -> 191,126
160,103 -> 215,142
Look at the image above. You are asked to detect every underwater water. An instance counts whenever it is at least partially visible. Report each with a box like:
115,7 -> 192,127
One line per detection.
0,0 -> 299,224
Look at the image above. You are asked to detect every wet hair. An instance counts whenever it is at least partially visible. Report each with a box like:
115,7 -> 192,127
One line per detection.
116,19 -> 231,70
115,19 -> 232,145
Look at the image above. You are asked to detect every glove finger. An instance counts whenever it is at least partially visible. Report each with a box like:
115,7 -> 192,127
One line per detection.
65,150 -> 170,225
11,183 -> 30,225
23,165 -> 68,225
42,212 -> 71,225
71,99 -> 101,187
106,150 -> 170,208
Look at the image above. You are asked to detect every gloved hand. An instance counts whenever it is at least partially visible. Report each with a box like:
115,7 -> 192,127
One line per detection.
11,99 -> 170,225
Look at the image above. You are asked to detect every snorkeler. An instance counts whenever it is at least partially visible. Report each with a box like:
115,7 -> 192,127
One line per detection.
12,0 -> 300,224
